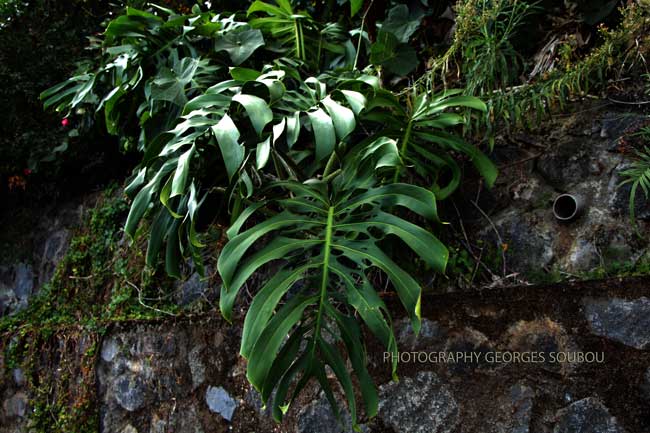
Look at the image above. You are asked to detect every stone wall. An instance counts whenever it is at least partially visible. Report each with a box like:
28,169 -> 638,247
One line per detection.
3,277 -> 650,433
453,104 -> 649,281
0,197 -> 92,316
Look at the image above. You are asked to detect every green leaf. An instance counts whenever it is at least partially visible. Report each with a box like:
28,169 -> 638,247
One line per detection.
212,114 -> 244,181
146,208 -> 173,267
337,211 -> 448,273
230,67 -> 262,81
321,96 -> 356,140
218,212 -> 320,292
171,145 -> 195,197
369,31 -> 418,76
215,28 -> 265,65
307,108 -> 336,160
340,240 -> 422,333
340,90 -> 366,115
256,137 -> 271,169
285,112 -> 300,148
337,183 -> 439,221
241,265 -> 311,358
70,75 -> 96,107
232,93 -> 273,136
350,0 -> 363,16
247,295 -> 316,389
165,219 -> 182,278
124,160 -> 176,238
381,5 -> 423,43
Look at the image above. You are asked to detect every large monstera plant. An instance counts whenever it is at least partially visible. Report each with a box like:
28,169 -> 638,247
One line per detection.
219,139 -> 448,423
42,2 -> 496,429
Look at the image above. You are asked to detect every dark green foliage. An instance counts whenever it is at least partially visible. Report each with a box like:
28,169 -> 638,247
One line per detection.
620,144 -> 650,229
39,1 -> 497,428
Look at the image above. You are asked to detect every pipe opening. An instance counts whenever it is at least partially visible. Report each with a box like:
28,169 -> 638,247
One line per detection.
553,194 -> 582,221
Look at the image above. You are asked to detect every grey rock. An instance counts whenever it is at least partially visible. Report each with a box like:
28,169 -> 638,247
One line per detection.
297,395 -> 366,433
481,210 -> 554,274
130,333 -> 176,358
379,371 -> 459,433
566,238 -> 600,272
4,392 -> 28,418
112,373 -> 147,412
583,297 -> 650,349
38,229 -> 70,287
553,397 -> 626,433
245,388 -> 272,419
121,425 -> 139,433
101,337 -> 120,363
175,272 -> 210,305
506,383 -> 534,433
395,318 -> 446,351
12,368 -> 26,387
537,139 -> 591,188
0,263 -> 34,315
444,327 -> 494,373
149,404 -> 203,433
188,345 -> 206,389
205,386 -> 237,421
600,113 -> 647,144
504,318 -> 578,374
12,263 -> 34,299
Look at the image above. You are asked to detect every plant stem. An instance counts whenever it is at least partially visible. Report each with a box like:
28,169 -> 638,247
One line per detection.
322,168 -> 341,182
313,206 -> 334,345
353,0 -> 373,71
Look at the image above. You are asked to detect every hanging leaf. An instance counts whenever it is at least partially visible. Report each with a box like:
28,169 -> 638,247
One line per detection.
212,114 -> 244,180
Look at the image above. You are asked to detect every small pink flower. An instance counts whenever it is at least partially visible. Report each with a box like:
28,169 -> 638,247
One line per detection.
61,118 -> 69,127
23,168 -> 32,176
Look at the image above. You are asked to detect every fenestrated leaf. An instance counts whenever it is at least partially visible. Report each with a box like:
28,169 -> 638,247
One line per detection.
338,240 -> 422,334
336,210 -> 448,273
337,183 -> 439,221
220,237 -> 319,320
318,337 -> 358,425
219,176 -> 443,427
218,212 -> 321,293
329,308 -> 379,419
247,295 -> 317,389
241,265 -> 312,358
415,130 -> 497,187
150,57 -> 200,106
